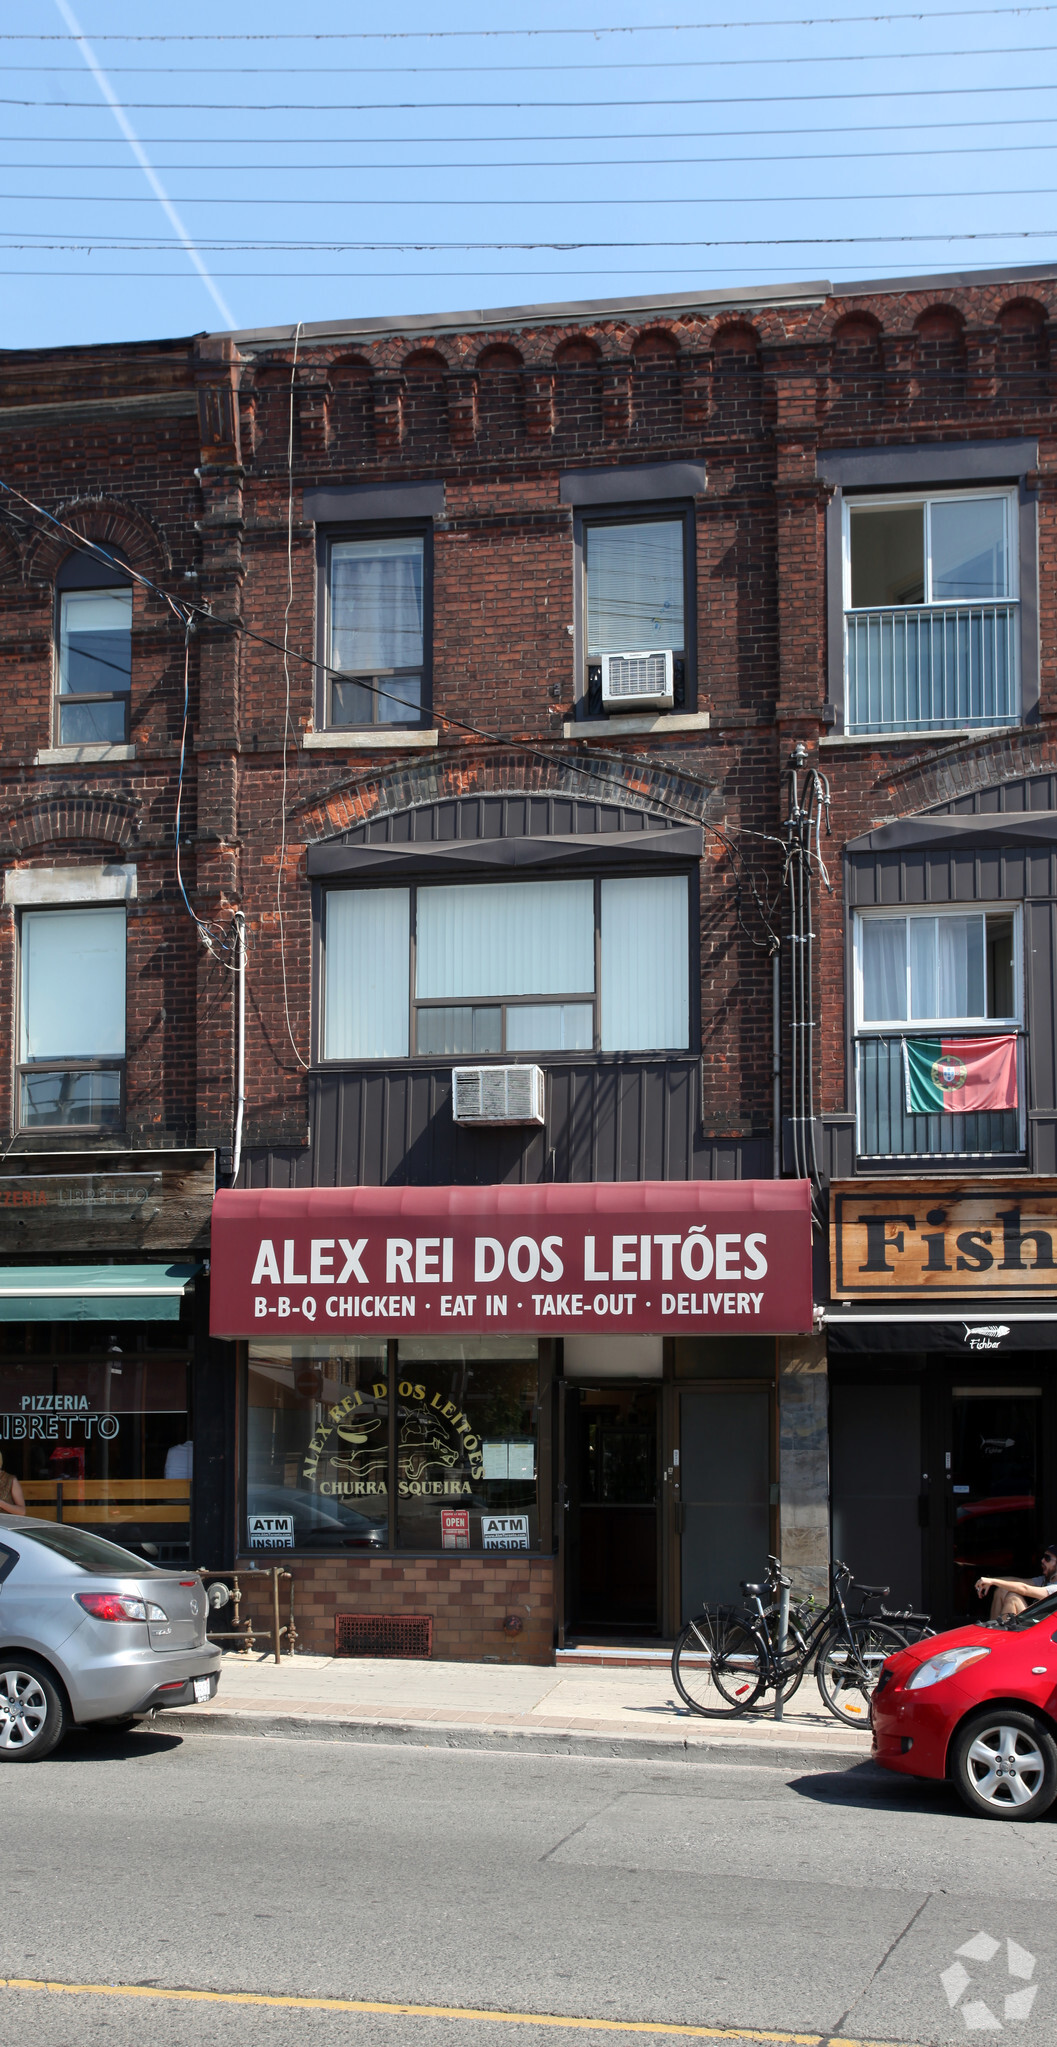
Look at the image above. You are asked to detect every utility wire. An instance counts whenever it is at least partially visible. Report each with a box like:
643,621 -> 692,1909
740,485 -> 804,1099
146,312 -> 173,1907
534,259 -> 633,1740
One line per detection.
1,231 -> 1054,250
13,45 -> 1057,70
10,117 -> 1055,144
7,6 -> 1057,37
7,83 -> 1057,107
8,188 -> 1056,206
10,142 -> 1057,168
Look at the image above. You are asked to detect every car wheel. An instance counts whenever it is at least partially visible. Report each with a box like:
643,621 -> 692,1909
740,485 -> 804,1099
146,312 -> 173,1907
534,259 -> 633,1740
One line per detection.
0,1658 -> 67,1762
951,1710 -> 1057,1821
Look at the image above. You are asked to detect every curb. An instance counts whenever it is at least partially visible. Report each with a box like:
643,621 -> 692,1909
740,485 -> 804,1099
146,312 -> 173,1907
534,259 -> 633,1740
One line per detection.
153,1706 -> 870,1771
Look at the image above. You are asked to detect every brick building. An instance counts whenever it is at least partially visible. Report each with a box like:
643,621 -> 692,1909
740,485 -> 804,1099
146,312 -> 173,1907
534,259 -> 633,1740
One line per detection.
3,263 -> 1057,1660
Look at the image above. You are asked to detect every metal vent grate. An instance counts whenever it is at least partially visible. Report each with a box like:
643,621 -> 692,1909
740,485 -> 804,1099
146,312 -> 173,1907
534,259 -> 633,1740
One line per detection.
334,1613 -> 433,1659
605,652 -> 670,699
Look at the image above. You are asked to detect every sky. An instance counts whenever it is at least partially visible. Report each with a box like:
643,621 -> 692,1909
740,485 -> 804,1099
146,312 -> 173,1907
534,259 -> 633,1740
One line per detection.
1,0 -> 1056,350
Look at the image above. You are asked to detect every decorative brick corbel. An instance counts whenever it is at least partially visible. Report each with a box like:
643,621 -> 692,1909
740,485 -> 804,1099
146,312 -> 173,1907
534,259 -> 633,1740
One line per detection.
881,334 -> 916,414
371,370 -> 405,451
522,369 -> 556,440
446,369 -> 478,445
195,335 -> 243,467
297,367 -> 332,458
680,352 -> 712,429
602,362 -> 633,437
965,330 -> 997,404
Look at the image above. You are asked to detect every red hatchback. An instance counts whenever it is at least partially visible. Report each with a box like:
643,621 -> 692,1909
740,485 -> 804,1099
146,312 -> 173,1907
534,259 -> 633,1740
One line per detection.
873,1590 -> 1057,1820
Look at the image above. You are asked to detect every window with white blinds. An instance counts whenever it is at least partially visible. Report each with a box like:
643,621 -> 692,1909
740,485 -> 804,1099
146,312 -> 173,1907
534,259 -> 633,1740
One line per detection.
322,873 -> 691,1060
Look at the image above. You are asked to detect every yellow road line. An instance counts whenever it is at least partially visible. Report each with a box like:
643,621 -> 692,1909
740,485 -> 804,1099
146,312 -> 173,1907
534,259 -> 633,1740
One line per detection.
0,1978 -> 909,2047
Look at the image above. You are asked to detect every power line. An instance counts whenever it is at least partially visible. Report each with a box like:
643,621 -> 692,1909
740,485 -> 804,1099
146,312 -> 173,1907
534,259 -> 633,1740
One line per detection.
5,5 -> 1057,37
2,262 -> 1053,278
6,83 -> 1057,109
7,142 -> 1057,169
10,45 -> 1057,71
6,188 -> 1054,206
1,231 -> 1055,251
6,118 -> 1054,145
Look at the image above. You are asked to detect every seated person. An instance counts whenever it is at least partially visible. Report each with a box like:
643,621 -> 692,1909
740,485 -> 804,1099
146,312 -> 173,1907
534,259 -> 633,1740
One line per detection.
976,1545 -> 1057,1621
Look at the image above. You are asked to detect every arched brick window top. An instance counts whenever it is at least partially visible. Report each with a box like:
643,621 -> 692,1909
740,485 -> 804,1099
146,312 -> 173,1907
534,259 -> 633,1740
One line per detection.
997,299 -> 1047,336
914,306 -> 964,343
329,353 -> 372,384
712,321 -> 760,361
631,328 -> 680,359
475,343 -> 523,374
832,313 -> 881,351
555,337 -> 601,368
402,349 -> 447,379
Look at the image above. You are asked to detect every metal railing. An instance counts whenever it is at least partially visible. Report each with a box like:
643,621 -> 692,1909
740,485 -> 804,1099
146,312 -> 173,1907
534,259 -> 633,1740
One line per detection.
845,602 -> 1019,735
856,1034 -> 1023,1161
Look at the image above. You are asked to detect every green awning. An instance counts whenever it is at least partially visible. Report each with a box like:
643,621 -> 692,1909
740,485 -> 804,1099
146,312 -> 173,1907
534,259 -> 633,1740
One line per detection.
0,1263 -> 199,1322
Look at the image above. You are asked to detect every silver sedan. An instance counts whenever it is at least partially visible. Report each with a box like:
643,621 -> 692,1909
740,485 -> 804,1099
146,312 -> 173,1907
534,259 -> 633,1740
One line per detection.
0,1518 -> 222,1760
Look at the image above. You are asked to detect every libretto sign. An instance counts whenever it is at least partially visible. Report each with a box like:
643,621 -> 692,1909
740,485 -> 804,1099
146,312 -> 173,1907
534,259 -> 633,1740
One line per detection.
210,1181 -> 813,1338
832,1180 -> 1057,1298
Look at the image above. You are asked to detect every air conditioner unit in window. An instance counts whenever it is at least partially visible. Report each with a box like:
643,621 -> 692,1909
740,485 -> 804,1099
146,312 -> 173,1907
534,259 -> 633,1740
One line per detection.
452,1065 -> 545,1126
600,648 -> 675,712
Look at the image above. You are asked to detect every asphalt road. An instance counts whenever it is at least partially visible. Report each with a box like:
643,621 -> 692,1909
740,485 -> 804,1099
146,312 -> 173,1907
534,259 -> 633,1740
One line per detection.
2,1726 -> 1055,2047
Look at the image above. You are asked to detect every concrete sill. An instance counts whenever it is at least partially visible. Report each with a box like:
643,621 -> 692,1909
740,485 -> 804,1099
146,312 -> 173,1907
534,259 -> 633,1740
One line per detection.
301,729 -> 439,751
35,743 -> 137,765
820,724 -> 1020,748
562,711 -> 711,740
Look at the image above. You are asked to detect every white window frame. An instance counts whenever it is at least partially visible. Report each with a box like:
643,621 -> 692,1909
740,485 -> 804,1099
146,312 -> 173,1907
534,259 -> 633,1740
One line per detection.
853,903 -> 1023,1035
842,486 -> 1019,613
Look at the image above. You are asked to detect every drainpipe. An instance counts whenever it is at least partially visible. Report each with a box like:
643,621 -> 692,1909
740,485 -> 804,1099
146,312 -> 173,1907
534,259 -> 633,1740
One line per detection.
772,949 -> 781,1180
231,911 -> 246,1187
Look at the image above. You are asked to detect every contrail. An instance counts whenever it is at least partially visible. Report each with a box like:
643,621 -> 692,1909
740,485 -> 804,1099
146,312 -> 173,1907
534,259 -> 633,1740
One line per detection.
54,0 -> 236,328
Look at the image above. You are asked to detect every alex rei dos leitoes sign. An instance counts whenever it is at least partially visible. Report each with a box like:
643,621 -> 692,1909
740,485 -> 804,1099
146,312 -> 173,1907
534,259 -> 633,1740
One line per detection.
209,1183 -> 813,1339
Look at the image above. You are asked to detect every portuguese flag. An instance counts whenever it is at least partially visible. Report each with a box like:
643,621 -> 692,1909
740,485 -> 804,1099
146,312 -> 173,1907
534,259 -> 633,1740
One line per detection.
904,1034 -> 1018,1115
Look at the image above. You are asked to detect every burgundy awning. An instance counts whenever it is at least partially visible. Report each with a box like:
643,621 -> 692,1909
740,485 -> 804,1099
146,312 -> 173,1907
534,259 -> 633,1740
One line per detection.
210,1180 -> 812,1339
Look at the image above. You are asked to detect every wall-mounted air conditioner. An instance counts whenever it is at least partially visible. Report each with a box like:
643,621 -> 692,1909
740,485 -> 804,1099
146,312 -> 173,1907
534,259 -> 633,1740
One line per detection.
601,648 -> 675,712
452,1065 -> 546,1125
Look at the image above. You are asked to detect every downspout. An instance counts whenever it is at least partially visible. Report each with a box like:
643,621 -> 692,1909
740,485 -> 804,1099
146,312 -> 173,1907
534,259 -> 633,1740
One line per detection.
231,910 -> 246,1187
772,948 -> 781,1180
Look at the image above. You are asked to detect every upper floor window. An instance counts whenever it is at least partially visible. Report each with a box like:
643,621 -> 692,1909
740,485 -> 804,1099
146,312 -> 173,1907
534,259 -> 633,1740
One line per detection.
323,530 -> 429,729
583,513 -> 689,716
854,906 -> 1023,1162
843,489 -> 1019,737
18,906 -> 126,1130
321,874 -> 691,1061
55,551 -> 132,746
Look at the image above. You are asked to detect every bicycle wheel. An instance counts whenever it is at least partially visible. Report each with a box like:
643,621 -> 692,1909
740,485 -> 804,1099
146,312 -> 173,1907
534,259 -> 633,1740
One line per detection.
754,1616 -> 809,1709
815,1621 -> 907,1727
671,1610 -> 767,1717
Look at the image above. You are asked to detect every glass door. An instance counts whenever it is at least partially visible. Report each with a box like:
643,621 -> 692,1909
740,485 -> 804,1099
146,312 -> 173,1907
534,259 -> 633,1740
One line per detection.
949,1386 -> 1041,1619
572,1386 -> 660,1633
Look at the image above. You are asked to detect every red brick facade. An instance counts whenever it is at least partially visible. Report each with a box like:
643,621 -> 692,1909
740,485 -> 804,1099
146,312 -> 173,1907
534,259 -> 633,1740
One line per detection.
235,1554 -> 556,1664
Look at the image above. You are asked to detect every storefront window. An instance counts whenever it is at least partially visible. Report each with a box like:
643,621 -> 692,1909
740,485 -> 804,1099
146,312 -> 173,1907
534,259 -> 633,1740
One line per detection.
0,1321 -> 191,1558
246,1342 -> 389,1550
395,1337 -> 540,1553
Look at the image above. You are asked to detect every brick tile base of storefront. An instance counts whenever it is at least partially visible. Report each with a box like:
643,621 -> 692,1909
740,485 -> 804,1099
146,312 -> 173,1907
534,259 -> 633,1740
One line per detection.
233,1554 -> 557,1664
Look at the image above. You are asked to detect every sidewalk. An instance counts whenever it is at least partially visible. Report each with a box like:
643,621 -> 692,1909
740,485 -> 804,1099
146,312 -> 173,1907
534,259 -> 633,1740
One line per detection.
160,1649 -> 873,1770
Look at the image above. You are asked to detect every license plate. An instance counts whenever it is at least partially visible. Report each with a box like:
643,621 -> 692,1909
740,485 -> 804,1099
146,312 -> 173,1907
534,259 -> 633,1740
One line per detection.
193,1677 -> 211,1703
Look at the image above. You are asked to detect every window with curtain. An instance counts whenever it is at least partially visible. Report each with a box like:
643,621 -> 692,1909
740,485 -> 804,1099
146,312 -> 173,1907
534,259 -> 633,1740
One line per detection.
19,906 -> 126,1129
321,874 -> 691,1059
56,548 -> 133,745
326,533 -> 427,727
856,909 -> 1019,1028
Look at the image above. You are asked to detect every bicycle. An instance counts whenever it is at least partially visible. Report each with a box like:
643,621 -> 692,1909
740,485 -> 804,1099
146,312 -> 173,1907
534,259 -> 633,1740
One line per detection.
671,1556 -> 917,1725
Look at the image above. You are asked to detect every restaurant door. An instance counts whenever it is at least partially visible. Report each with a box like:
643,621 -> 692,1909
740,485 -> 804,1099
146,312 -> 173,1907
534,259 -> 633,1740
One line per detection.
945,1383 -> 1042,1622
563,1384 -> 661,1635
678,1387 -> 771,1622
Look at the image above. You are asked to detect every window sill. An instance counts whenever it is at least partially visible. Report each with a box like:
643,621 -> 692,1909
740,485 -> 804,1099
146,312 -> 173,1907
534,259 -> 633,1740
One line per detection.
563,711 -> 710,739
35,742 -> 136,765
301,728 -> 439,752
821,724 -> 1020,747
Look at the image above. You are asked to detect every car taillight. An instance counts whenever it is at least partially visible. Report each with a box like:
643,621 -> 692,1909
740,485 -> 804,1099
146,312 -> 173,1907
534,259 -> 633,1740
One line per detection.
77,1593 -> 168,1623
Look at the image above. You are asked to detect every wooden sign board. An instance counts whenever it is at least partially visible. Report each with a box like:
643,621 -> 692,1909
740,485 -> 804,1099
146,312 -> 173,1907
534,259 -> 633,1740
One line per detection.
0,1151 -> 215,1254
831,1179 -> 1057,1300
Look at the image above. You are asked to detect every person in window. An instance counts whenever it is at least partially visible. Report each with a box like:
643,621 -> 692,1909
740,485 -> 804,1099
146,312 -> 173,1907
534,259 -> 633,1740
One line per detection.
976,1546 -> 1057,1620
0,1453 -> 25,1517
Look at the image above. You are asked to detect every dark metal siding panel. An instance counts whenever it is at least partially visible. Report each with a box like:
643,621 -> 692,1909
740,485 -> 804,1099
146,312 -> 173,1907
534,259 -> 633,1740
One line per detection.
1027,900 -> 1057,1115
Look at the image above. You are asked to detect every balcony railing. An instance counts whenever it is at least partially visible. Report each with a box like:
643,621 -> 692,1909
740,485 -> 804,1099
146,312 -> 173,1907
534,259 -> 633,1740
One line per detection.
845,602 -> 1019,735
856,1035 -> 1023,1161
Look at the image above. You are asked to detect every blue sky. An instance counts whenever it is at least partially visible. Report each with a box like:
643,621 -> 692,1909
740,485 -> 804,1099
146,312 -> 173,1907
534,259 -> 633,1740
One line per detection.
2,0 -> 1056,349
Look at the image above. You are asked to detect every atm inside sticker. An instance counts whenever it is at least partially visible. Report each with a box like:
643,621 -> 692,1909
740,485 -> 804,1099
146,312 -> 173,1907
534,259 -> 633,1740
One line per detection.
481,1514 -> 530,1551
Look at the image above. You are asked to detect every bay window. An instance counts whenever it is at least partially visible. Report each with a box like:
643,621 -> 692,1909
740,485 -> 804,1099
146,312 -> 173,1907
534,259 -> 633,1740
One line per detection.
321,873 -> 691,1060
